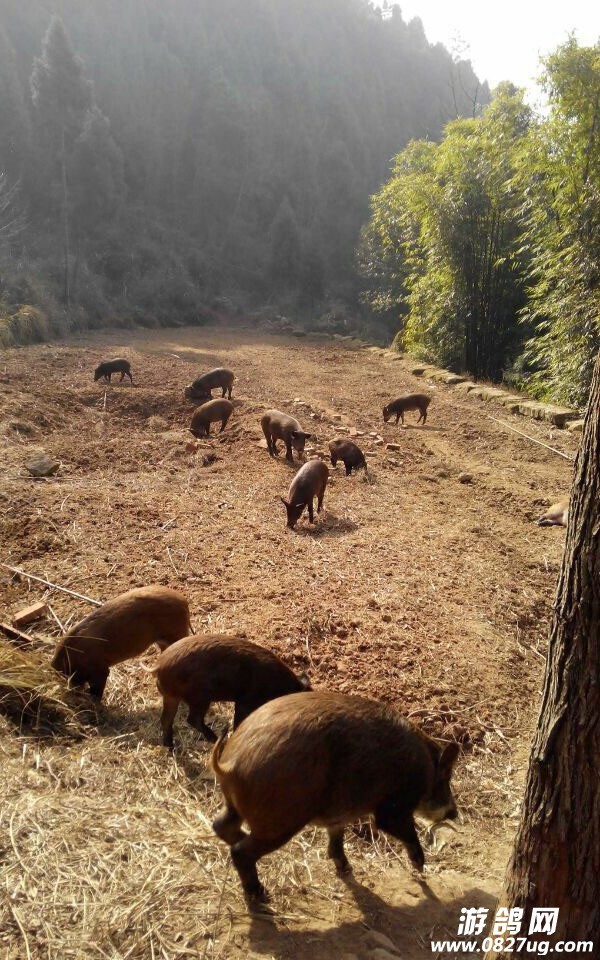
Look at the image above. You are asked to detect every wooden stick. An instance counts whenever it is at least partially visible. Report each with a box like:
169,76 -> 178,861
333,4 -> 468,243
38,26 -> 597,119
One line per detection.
0,622 -> 35,645
0,564 -> 102,606
486,416 -> 575,462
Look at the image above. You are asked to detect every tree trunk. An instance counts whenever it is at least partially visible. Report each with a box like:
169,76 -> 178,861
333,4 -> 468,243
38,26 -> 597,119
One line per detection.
61,126 -> 71,324
489,353 -> 600,954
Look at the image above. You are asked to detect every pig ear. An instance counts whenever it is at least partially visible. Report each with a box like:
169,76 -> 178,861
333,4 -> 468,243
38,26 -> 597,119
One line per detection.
439,742 -> 460,772
303,432 -> 312,441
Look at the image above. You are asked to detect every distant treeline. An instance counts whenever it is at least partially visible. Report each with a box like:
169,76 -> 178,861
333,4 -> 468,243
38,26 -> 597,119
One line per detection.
360,40 -> 600,406
0,0 -> 486,338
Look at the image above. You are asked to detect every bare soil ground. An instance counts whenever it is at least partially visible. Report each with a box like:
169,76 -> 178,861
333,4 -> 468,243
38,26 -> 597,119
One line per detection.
0,326 -> 576,959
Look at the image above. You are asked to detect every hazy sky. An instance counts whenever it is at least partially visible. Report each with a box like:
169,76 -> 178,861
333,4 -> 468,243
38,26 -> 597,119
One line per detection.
376,1 -> 598,103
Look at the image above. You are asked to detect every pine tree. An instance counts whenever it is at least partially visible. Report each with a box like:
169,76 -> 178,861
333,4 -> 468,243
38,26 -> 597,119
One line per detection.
30,16 -> 92,320
269,197 -> 302,290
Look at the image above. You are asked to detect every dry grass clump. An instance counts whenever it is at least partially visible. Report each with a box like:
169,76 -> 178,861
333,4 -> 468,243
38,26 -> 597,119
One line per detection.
0,306 -> 51,349
0,640 -> 88,736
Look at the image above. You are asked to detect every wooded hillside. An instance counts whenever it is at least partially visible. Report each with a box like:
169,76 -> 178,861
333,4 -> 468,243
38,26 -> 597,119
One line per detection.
0,0 -> 486,333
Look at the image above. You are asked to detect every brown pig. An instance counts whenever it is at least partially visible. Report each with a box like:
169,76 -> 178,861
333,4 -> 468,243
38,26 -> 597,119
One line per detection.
281,458 -> 329,528
329,438 -> 366,476
537,498 -> 569,527
94,358 -> 133,383
261,409 -> 311,462
154,634 -> 310,750
184,368 -> 235,402
383,393 -> 431,425
211,691 -> 460,904
51,586 -> 191,699
190,398 -> 234,436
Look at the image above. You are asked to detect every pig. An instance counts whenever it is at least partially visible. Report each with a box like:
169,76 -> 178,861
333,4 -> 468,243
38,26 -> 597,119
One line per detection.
261,410 -> 312,462
211,690 -> 460,904
537,498 -> 569,527
51,586 -> 191,700
329,438 -> 366,476
383,393 -> 431,426
281,458 -> 329,529
154,634 -> 310,750
184,368 -> 235,402
190,398 -> 234,436
94,358 -> 133,383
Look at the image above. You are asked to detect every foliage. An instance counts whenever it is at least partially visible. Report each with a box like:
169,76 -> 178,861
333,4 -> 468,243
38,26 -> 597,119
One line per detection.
360,40 -> 600,404
519,39 -> 600,406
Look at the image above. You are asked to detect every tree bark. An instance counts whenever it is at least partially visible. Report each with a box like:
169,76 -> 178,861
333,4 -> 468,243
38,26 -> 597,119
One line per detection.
489,352 -> 600,953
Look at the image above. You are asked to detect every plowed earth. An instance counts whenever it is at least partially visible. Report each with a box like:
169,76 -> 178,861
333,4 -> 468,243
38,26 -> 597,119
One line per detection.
0,326 -> 576,959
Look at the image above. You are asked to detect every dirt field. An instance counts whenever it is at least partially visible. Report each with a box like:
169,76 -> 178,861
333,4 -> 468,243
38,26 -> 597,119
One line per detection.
0,326 -> 576,959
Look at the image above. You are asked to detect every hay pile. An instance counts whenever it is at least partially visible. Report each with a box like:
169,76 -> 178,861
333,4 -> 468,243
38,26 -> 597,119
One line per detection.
0,640 -> 88,736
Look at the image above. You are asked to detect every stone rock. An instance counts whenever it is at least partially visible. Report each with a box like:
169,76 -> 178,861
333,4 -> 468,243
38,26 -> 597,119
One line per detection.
364,930 -> 401,954
538,404 -> 579,428
292,329 -> 306,337
374,439 -> 384,446
480,386 -> 509,401
385,442 -> 401,451
567,419 -> 585,434
441,373 -> 468,385
453,381 -> 478,394
410,365 -> 427,376
24,453 -> 60,477
458,472 -> 473,484
497,393 -> 524,407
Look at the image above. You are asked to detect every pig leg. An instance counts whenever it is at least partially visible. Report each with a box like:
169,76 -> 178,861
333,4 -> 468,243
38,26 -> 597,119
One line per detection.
160,695 -> 180,750
127,370 -> 133,382
231,831 -> 295,902
221,387 -> 226,397
285,440 -> 294,462
219,412 -> 231,432
375,803 -> 424,871
422,408 -> 427,424
317,490 -> 324,513
345,463 -> 352,476
307,498 -> 315,523
88,667 -> 109,700
213,803 -> 245,845
262,425 -> 274,455
187,701 -> 218,742
227,386 -> 232,399
326,827 -> 351,875
233,698 -> 263,729
120,372 -> 125,382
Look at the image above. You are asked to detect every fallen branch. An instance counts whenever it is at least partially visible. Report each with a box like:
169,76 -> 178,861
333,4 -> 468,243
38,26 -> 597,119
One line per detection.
0,621 -> 35,645
486,416 -> 575,462
0,564 -> 102,606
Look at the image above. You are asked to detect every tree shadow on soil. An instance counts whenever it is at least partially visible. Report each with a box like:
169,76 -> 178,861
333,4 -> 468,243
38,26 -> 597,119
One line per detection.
245,875 -> 496,960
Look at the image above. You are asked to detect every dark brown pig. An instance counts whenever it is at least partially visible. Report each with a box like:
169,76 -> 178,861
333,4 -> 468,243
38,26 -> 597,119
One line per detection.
94,358 -> 133,383
184,368 -> 235,402
51,586 -> 191,699
281,458 -> 329,528
154,634 -> 310,750
383,393 -> 431,425
329,438 -> 366,476
211,691 -> 460,904
261,409 -> 311,462
190,398 -> 234,436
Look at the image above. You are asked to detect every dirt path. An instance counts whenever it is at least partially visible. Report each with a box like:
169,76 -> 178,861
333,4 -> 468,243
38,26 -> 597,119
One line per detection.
0,326 -> 576,959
